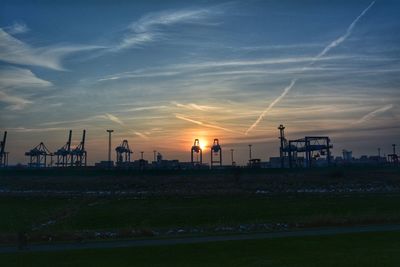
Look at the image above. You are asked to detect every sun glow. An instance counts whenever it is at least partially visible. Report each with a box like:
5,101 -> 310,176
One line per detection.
199,139 -> 207,150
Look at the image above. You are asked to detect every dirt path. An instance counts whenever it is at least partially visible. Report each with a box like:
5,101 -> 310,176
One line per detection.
1,224 -> 400,254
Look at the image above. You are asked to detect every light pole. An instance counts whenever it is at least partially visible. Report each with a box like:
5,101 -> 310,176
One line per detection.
106,130 -> 114,168
141,151 -> 144,160
230,149 -> 234,166
153,150 -> 156,162
248,144 -> 252,164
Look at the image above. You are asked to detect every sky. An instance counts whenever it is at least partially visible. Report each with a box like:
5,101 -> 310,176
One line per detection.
0,0 -> 399,165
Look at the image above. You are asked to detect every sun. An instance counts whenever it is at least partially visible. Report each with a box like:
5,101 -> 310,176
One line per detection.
199,139 -> 207,150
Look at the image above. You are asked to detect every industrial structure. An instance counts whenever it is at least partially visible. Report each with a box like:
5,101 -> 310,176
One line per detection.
106,130 -> 114,168
0,131 -> 8,167
210,139 -> 222,167
230,149 -> 236,166
70,130 -> 87,167
25,142 -> 51,168
278,125 -> 287,168
54,130 -> 72,167
388,144 -> 398,164
1,124 -> 398,169
278,124 -> 332,168
191,139 -> 202,165
115,140 -> 132,167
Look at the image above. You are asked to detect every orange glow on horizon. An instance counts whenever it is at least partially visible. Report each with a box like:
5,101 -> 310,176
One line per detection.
199,139 -> 207,150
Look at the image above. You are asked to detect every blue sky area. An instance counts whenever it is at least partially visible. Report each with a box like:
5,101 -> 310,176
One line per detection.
0,0 -> 399,165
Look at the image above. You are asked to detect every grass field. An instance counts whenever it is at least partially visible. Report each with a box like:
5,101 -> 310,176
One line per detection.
1,166 -> 399,266
1,193 -> 400,243
1,231 -> 400,266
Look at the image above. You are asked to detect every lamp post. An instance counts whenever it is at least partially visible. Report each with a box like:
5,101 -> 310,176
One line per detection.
106,130 -> 114,168
248,144 -> 252,163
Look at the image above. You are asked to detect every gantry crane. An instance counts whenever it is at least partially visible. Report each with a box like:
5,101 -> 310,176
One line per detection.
54,130 -> 72,167
25,142 -> 51,168
279,125 -> 332,168
211,138 -> 222,167
0,131 -> 8,167
191,139 -> 202,165
115,139 -> 132,167
70,130 -> 87,167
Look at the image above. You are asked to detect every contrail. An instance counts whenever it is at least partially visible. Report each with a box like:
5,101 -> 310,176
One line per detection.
245,1 -> 375,135
175,114 -> 237,133
312,1 -> 375,64
104,113 -> 124,126
245,79 -> 297,135
354,104 -> 393,124
133,131 -> 149,140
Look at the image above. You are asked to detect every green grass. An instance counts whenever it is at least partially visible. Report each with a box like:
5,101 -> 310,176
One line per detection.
1,231 -> 400,266
1,194 -> 400,234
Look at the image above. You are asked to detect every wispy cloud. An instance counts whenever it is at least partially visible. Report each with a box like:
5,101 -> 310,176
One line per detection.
41,114 -> 124,127
238,43 -> 323,51
103,113 -> 124,125
0,28 -> 104,70
4,22 -> 29,34
133,131 -> 149,140
0,66 -> 52,110
5,126 -> 65,133
175,114 -> 237,133
0,91 -> 33,110
97,56 -> 346,82
99,71 -> 180,82
245,1 -> 375,134
0,66 -> 52,89
354,104 -> 393,124
112,8 -> 220,51
123,105 -> 168,112
173,102 -> 219,111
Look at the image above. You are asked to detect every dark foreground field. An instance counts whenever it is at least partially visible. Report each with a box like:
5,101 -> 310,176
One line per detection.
1,193 -> 400,244
0,166 -> 399,265
1,231 -> 400,267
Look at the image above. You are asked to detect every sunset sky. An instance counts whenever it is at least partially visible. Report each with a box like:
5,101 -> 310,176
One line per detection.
1,0 -> 399,165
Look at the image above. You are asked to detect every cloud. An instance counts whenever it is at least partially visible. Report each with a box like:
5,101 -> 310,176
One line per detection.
173,102 -> 219,111
175,114 -> 238,133
0,28 -> 104,70
97,56 -> 345,82
41,114 -> 124,127
238,43 -> 322,51
123,105 -> 168,112
0,91 -> 32,110
131,8 -> 216,33
114,32 -> 155,51
245,1 -> 376,134
5,22 -> 29,34
0,66 -> 52,89
104,113 -> 124,125
112,8 -> 220,51
0,66 -> 52,110
133,131 -> 149,140
99,71 -> 180,82
354,104 -> 393,124
5,126 -> 65,133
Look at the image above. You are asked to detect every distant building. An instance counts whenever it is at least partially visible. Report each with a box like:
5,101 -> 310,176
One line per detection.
342,150 -> 353,162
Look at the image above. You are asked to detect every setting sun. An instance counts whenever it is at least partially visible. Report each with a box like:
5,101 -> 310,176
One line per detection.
199,139 -> 207,150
